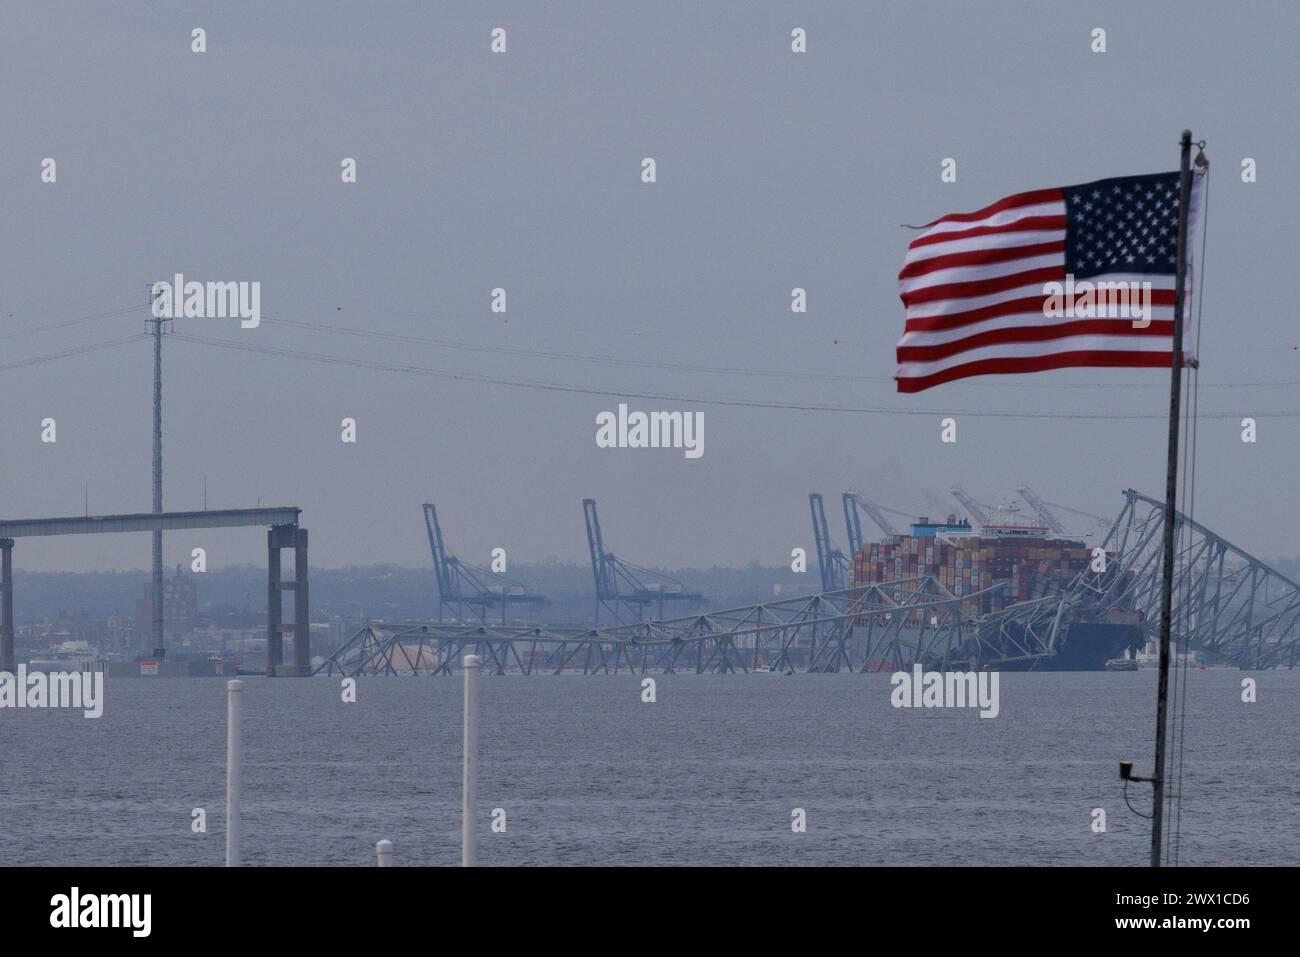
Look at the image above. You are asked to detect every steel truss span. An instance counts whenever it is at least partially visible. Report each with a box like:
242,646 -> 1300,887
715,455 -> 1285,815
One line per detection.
1072,489 -> 1300,669
318,576 -> 1010,676
948,488 -> 1300,670
319,489 -> 1299,676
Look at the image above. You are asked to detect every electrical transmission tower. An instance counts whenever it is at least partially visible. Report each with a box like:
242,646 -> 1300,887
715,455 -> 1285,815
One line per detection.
146,283 -> 173,659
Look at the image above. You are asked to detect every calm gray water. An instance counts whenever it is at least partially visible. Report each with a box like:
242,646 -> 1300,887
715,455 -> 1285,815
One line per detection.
1,671 -> 1295,866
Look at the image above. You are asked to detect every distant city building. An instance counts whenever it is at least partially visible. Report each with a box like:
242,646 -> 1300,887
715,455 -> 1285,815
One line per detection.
328,618 -> 356,649
133,564 -> 199,640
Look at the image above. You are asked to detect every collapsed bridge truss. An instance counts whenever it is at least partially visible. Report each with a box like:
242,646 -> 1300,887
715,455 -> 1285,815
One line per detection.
317,576 -> 1007,676
318,489 -> 1300,675
1062,489 -> 1300,669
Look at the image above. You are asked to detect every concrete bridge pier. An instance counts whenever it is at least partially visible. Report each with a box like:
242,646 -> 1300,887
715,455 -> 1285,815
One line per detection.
1,539 -> 13,673
267,525 -> 310,676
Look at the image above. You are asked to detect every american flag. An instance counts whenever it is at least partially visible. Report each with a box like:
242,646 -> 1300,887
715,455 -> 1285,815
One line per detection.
895,171 -> 1205,393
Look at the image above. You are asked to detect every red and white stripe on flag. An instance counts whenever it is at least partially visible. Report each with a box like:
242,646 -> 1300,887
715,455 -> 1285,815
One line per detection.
894,173 -> 1204,393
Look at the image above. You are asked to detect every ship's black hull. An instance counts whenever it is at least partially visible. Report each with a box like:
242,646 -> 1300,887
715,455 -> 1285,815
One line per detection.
997,622 -> 1145,671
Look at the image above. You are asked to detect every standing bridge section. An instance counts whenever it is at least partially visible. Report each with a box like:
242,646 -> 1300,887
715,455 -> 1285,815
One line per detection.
0,507 -> 310,676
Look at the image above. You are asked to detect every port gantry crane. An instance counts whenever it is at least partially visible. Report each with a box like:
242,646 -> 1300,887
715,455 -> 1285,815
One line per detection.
949,488 -> 992,526
422,503 -> 547,624
843,492 -> 924,543
323,490 -> 1300,677
1014,485 -> 1067,534
1015,485 -> 1111,538
582,498 -> 702,626
809,493 -> 850,592
842,492 -> 868,558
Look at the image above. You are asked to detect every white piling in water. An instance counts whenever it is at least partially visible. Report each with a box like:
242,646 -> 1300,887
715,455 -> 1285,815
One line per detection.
376,839 -> 393,867
462,653 -> 480,867
225,678 -> 243,867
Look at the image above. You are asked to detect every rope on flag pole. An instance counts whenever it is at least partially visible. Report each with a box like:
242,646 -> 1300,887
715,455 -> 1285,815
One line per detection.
1149,129 -> 1196,869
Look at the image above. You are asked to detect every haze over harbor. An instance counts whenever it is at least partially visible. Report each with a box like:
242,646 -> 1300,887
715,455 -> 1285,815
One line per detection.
3,1 -> 1296,576
2,0 -> 1298,901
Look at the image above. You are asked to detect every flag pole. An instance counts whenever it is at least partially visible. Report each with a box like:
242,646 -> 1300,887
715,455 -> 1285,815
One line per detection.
1149,129 -> 1194,868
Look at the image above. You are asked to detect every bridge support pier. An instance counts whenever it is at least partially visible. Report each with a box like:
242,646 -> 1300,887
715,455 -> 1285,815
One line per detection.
267,525 -> 310,676
1,539 -> 13,672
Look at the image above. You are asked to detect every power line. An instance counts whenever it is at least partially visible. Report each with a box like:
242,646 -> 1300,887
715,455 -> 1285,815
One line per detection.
2,301 -> 1295,392
259,312 -> 902,385
257,311 -> 1299,391
170,331 -> 1300,420
0,304 -> 140,342
0,333 -> 148,372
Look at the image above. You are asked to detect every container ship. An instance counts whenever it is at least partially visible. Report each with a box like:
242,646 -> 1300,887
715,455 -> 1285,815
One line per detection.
852,515 -> 1143,669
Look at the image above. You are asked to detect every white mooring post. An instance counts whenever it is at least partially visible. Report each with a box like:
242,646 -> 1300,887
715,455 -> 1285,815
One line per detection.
225,678 -> 243,867
376,839 -> 393,867
462,653 -> 480,867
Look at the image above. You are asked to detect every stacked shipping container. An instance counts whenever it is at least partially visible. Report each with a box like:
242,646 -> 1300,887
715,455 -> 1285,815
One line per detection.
852,530 -> 1101,618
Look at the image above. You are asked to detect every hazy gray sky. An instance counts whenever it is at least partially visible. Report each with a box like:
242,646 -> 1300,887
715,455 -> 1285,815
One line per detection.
2,1 -> 1297,574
